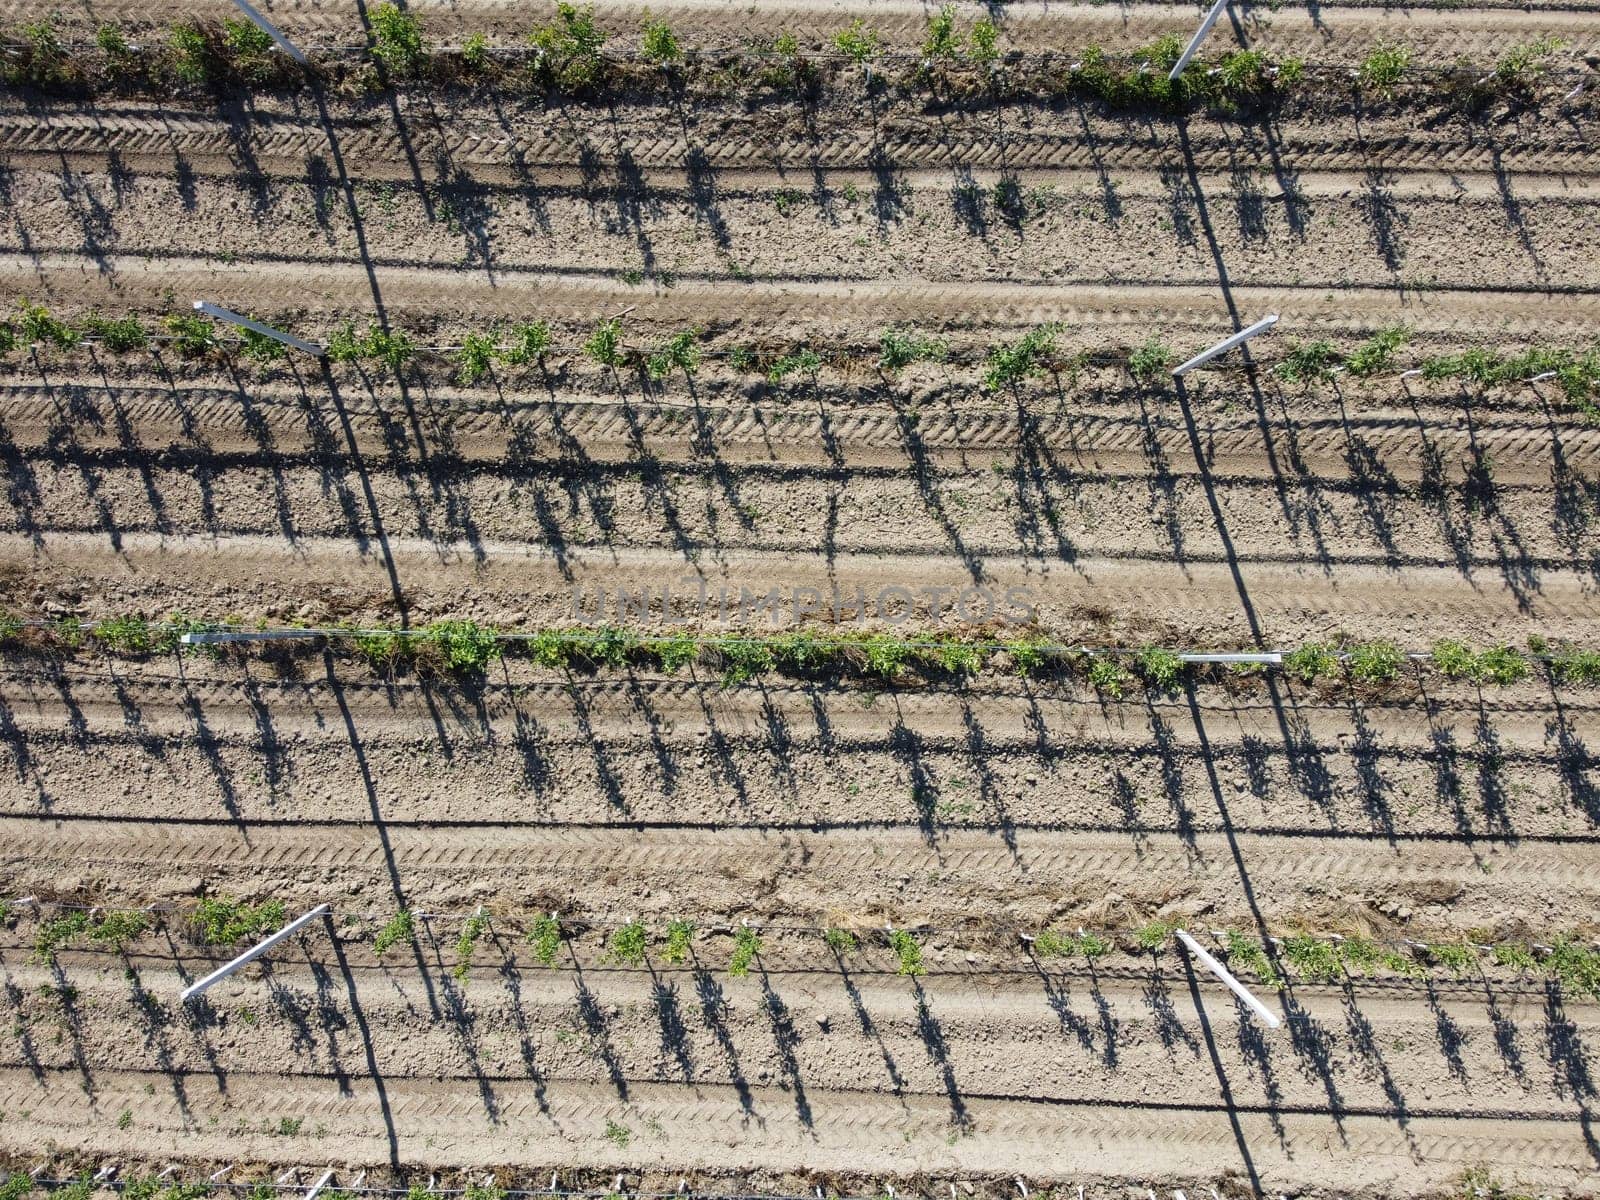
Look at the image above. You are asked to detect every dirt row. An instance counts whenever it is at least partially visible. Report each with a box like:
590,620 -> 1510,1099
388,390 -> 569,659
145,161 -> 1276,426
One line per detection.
12,0 -> 1600,61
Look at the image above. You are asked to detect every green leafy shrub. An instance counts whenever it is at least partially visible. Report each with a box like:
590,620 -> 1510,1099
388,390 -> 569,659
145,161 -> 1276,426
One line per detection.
422,619 -> 501,673
1284,642 -> 1338,683
193,897 -> 287,945
1357,42 -> 1410,97
834,20 -> 881,68
96,23 -> 131,59
1135,646 -> 1184,692
1003,635 -> 1052,676
718,638 -> 774,686
1547,936 -> 1600,998
350,625 -> 409,670
923,4 -> 958,61
1344,325 -> 1408,376
925,636 -> 981,676
889,929 -> 925,976
878,327 -> 948,373
500,321 -> 552,365
453,911 -> 490,981
607,920 -> 648,965
728,925 -> 762,976
640,15 -> 680,64
1430,942 -> 1479,977
222,15 -> 274,77
460,32 -> 488,70
982,324 -> 1059,391
371,2 -> 427,77
164,312 -> 216,356
1087,657 -> 1129,698
647,328 -> 700,380
1495,35 -> 1564,88
765,349 -> 822,383
373,909 -> 415,955
860,633 -> 911,680
1224,930 -> 1279,986
583,317 -> 625,366
663,919 -> 694,964
1128,337 -> 1173,384
528,3 -> 609,91
1135,919 -> 1172,952
1280,935 -> 1342,981
455,332 -> 497,384
93,615 -> 159,655
169,22 -> 214,85
0,324 -> 16,356
1348,640 -> 1406,685
825,927 -> 858,953
528,914 -> 563,965
240,324 -> 288,365
967,18 -> 998,66
1550,646 -> 1600,685
1430,639 -> 1477,680
1474,644 -> 1529,686
1491,942 -> 1537,971
1273,340 -> 1339,385
83,313 -> 148,353
32,910 -> 90,964
17,301 -> 80,349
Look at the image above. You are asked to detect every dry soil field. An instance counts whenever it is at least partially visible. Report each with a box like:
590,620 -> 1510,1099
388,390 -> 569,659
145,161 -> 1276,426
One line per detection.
1,1 -> 1599,1198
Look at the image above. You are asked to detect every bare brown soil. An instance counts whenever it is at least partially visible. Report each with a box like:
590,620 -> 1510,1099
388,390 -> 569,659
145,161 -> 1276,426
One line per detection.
1,2 -> 1599,1195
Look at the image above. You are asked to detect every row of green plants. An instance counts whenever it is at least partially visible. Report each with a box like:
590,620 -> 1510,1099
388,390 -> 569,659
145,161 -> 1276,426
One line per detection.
6,301 -> 1599,413
5,3 -> 1572,110
9,897 -> 1594,996
4,610 -> 1598,692
7,895 -> 288,964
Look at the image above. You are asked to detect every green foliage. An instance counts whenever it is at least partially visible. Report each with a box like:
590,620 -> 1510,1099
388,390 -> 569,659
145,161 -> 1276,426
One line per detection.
88,909 -> 148,948
663,919 -> 694,964
1473,644 -> 1528,685
96,23 -> 131,59
926,636 -> 981,676
1128,337 -> 1173,384
889,929 -> 925,976
1224,930 -> 1279,986
0,324 -> 15,356
453,911 -> 490,980
1087,657 -> 1129,698
824,927 -> 858,954
718,637 -> 774,686
32,909 -> 90,963
20,16 -> 69,83
1134,646 -> 1184,692
860,633 -> 912,680
528,914 -> 563,964
83,312 -> 148,353
607,920 -> 648,966
1280,935 -> 1342,981
17,301 -> 80,349
164,312 -> 216,356
500,321 -> 552,366
461,32 -> 488,70
729,925 -> 762,976
1547,936 -> 1600,998
1284,642 -> 1339,683
1273,339 -> 1339,385
647,328 -> 701,380
528,3 -> 609,91
193,897 -> 287,945
834,20 -> 881,67
766,349 -> 822,383
645,632 -> 699,673
239,324 -> 288,365
53,1178 -> 93,1200
222,15 -> 274,74
1495,36 -> 1564,88
455,332 -> 497,384
1378,946 -> 1426,978
923,5 -> 958,61
641,15 -> 681,64
373,909 -> 415,955
878,327 -> 948,373
982,324 -> 1059,391
583,317 -> 625,366
1,1172 -> 33,1200
93,614 -> 160,655
423,619 -> 502,673
1431,942 -> 1479,977
1034,929 -> 1110,959
1357,42 -> 1410,97
967,18 -> 998,66
1491,942 -> 1537,971
1135,919 -> 1172,952
1002,635 -> 1050,676
350,625 -> 408,670
1336,936 -> 1380,974
1344,325 -> 1409,376
169,22 -> 213,85
463,1184 -> 504,1200
1550,646 -> 1600,685
1430,638 -> 1477,680
371,2 -> 428,77
1348,640 -> 1406,685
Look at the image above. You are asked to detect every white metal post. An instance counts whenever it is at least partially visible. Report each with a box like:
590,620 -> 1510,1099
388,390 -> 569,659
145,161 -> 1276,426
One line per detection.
1175,928 -> 1281,1028
304,1169 -> 336,1200
193,301 -> 323,356
1172,314 -> 1279,376
1169,0 -> 1230,81
179,904 -> 331,1002
227,0 -> 310,67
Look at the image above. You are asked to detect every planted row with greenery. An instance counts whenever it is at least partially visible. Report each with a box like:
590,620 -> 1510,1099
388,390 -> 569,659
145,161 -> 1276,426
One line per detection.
8,895 -> 287,964
5,611 -> 1598,692
6,302 -> 1598,415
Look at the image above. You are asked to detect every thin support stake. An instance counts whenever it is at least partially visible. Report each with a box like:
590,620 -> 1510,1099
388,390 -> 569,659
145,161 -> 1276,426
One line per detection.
1178,652 -> 1282,665
1175,928 -> 1281,1029
1172,314 -> 1279,377
180,904 -> 331,1002
226,0 -> 310,66
305,1170 -> 336,1200
1168,0 -> 1230,81
193,301 -> 323,356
